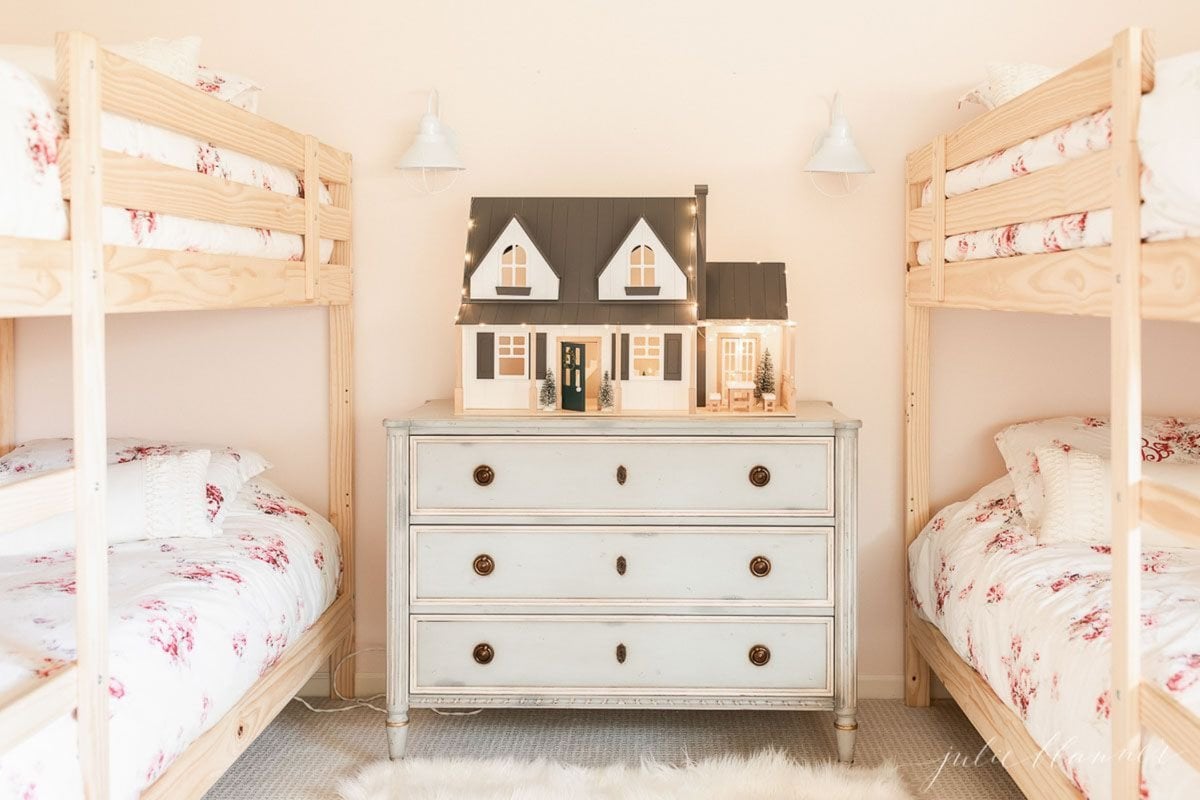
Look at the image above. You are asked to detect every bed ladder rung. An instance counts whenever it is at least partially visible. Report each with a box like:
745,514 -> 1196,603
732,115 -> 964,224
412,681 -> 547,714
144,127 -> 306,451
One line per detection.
0,663 -> 79,755
0,468 -> 75,533
1141,681 -> 1200,774
1140,479 -> 1200,543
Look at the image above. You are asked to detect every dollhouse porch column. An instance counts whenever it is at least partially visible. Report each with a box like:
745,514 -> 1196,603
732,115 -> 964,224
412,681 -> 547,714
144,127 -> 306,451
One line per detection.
454,326 -> 464,414
527,326 -> 538,411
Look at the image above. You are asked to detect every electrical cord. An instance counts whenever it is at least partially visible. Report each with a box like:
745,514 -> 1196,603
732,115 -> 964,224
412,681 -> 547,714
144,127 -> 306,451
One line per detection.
290,648 -> 487,717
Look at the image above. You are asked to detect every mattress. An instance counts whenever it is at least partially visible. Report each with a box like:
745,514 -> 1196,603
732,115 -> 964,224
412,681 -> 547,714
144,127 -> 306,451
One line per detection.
0,57 -> 333,262
916,50 -> 1200,266
909,476 -> 1200,800
0,478 -> 340,800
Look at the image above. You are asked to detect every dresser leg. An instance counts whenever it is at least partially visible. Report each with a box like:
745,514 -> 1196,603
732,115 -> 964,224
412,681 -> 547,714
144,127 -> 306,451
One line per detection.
386,712 -> 409,759
835,714 -> 858,763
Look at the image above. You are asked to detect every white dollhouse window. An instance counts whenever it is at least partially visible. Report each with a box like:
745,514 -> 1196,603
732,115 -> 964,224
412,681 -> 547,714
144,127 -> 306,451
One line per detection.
500,245 -> 528,287
496,334 -> 527,378
628,245 -> 656,287
631,334 -> 662,379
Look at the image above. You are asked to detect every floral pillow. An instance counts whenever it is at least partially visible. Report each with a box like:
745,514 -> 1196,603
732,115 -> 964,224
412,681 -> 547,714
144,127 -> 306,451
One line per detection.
0,450 -> 215,557
195,65 -> 262,113
995,416 -> 1200,531
0,437 -> 271,527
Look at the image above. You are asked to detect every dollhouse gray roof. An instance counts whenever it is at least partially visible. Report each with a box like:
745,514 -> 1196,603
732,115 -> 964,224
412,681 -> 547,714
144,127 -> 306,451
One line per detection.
457,196 -> 697,326
703,262 -> 788,321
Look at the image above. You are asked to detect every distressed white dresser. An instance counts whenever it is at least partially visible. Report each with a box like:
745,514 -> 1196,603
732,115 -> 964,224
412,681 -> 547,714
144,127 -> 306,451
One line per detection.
384,400 -> 859,760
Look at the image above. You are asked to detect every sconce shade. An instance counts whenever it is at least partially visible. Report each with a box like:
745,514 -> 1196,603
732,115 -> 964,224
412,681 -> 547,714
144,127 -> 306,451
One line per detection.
396,91 -> 465,172
803,93 -> 873,175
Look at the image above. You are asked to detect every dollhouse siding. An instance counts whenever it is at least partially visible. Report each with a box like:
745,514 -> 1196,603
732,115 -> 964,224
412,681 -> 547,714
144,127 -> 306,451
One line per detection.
468,216 -> 560,301
597,217 -> 689,301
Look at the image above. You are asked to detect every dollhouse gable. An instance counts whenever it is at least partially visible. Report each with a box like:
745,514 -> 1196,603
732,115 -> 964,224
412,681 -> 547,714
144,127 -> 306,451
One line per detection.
597,217 -> 688,301
468,215 -> 559,301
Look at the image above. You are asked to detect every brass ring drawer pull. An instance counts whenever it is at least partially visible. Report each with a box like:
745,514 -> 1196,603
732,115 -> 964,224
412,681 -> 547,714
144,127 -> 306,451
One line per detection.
616,556 -> 627,576
616,465 -> 627,485
616,643 -> 627,664
748,465 -> 771,487
473,643 -> 494,664
748,644 -> 771,666
749,556 -> 772,577
473,464 -> 495,487
473,554 -> 495,576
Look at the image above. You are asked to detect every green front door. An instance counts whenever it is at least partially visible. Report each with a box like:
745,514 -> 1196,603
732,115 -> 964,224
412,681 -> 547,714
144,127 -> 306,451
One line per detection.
560,341 -> 586,412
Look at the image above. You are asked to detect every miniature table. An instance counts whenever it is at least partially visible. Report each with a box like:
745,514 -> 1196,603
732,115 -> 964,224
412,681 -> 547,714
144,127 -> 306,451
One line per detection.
728,381 -> 754,412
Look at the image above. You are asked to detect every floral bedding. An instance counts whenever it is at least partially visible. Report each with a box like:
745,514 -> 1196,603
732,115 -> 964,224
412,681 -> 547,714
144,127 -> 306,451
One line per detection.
0,478 -> 340,800
910,476 -> 1200,800
916,50 -> 1200,265
0,56 -> 332,262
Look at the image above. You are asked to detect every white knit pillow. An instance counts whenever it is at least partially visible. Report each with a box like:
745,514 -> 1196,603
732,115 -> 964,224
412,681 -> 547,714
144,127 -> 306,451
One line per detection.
958,62 -> 1058,110
0,36 -> 200,86
1038,446 -> 1199,548
0,450 -> 215,557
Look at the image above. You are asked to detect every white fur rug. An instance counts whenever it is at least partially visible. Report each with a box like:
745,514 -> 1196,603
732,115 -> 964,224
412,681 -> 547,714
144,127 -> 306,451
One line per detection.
338,751 -> 914,800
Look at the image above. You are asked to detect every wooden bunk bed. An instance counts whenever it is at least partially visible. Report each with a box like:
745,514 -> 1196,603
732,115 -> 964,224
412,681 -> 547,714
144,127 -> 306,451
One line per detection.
0,32 -> 355,799
903,28 -> 1200,800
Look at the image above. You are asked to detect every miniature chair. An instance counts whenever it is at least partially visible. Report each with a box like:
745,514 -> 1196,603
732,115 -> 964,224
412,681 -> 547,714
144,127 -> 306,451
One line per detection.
708,392 -> 722,412
762,392 -> 777,413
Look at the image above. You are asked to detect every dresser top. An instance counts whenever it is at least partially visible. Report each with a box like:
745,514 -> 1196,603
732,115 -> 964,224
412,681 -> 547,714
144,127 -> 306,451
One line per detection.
385,399 -> 859,432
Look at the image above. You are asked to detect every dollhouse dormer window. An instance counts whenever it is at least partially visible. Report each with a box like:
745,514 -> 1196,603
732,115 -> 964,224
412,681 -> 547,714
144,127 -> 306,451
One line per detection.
628,245 -> 656,290
500,245 -> 528,288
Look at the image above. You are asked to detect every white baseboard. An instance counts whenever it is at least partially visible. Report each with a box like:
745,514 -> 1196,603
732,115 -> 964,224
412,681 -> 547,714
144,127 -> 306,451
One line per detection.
300,673 -> 913,701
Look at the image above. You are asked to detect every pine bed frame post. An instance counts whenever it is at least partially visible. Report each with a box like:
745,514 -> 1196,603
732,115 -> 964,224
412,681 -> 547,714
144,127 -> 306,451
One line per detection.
1109,27 -> 1150,800
58,31 -> 111,798
328,170 -> 355,699
904,155 -> 932,707
0,318 -> 13,456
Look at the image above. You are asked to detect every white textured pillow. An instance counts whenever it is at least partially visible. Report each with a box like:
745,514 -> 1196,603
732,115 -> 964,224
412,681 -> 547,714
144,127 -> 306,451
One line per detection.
0,36 -> 200,85
1038,446 -> 1198,548
958,62 -> 1058,110
0,450 -> 215,557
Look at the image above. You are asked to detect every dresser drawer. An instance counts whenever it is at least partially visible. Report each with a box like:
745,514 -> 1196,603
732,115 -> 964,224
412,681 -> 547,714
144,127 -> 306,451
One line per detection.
412,526 -> 832,606
408,435 -> 833,516
410,615 -> 831,695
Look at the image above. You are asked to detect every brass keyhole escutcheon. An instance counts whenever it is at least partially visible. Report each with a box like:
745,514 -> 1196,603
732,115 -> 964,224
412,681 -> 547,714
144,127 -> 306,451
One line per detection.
473,464 -> 495,487
748,465 -> 771,487
616,465 -> 627,485
748,645 -> 771,666
473,643 -> 494,664
616,643 -> 627,664
473,554 -> 495,576
749,556 -> 772,577
616,556 -> 627,576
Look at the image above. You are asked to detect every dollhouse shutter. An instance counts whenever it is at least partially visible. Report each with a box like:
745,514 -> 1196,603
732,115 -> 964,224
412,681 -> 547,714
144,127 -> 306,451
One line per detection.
535,333 -> 547,379
620,334 -> 630,380
664,333 -> 683,381
476,331 -> 495,379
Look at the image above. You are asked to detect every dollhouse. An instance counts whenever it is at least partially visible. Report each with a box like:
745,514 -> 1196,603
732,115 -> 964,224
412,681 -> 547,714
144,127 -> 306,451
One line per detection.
453,185 -> 795,414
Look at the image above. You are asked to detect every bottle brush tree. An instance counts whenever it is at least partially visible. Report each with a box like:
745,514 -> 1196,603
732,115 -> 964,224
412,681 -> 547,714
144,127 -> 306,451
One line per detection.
756,348 -> 776,399
598,370 -> 614,410
539,366 -> 557,410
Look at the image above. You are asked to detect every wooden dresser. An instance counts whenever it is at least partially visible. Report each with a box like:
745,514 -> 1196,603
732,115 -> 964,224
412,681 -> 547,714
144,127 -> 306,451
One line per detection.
384,400 -> 860,761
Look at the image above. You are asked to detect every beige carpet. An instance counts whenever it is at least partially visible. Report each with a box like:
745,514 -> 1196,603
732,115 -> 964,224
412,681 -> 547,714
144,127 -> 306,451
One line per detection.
204,699 -> 1023,799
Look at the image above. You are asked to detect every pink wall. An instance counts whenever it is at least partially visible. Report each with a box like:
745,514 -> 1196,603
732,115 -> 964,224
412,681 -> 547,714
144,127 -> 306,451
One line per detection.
9,0 -> 1200,693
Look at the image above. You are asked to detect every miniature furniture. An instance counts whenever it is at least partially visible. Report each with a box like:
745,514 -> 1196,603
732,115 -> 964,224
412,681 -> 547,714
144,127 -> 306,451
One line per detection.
763,393 -> 777,413
385,400 -> 859,762
0,33 -> 354,799
904,28 -> 1200,799
729,382 -> 754,412
708,392 -> 722,412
